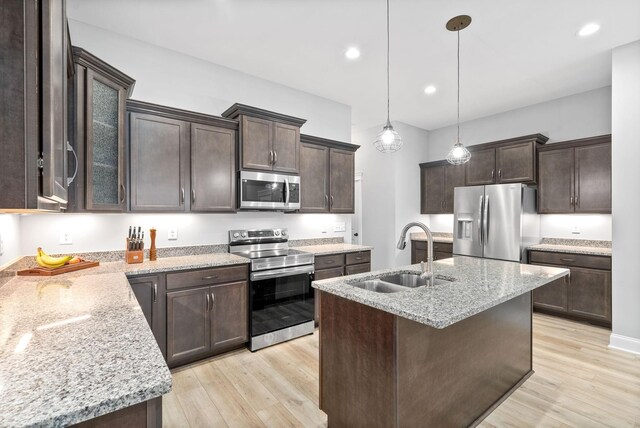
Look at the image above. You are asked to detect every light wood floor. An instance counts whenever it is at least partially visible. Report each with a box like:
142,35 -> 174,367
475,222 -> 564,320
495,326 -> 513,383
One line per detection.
163,314 -> 640,427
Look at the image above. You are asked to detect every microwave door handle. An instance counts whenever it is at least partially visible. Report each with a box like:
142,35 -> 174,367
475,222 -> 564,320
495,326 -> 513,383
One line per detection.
284,177 -> 290,204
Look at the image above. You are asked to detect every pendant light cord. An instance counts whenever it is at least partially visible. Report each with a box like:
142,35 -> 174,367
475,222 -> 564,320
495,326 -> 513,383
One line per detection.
457,30 -> 460,144
386,0 -> 390,125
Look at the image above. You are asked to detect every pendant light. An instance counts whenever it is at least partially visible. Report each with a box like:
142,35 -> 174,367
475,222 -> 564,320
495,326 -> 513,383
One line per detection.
374,0 -> 402,153
446,15 -> 472,165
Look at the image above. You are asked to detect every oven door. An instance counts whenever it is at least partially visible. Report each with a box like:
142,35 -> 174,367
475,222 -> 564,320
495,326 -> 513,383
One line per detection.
239,171 -> 300,210
250,265 -> 314,338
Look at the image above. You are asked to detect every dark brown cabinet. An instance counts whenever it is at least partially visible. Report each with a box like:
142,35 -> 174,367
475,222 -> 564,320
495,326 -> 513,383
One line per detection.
538,136 -> 611,214
465,147 -> 496,186
127,101 -> 239,213
299,135 -> 359,214
1,0 -> 72,211
165,265 -> 248,367
128,274 -> 166,358
68,48 -> 135,212
411,241 -> 453,264
529,250 -> 611,327
419,162 -> 464,214
222,103 -> 306,174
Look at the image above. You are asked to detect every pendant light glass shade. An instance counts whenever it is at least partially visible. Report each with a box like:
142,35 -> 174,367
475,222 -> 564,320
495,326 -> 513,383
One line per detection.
374,121 -> 403,153
446,141 -> 471,164
374,0 -> 402,153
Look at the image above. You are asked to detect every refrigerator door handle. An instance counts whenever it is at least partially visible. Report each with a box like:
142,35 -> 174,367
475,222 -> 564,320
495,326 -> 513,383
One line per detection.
483,195 -> 490,245
478,195 -> 484,245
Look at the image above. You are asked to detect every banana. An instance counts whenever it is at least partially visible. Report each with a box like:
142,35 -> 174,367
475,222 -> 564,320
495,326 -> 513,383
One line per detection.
36,247 -> 73,269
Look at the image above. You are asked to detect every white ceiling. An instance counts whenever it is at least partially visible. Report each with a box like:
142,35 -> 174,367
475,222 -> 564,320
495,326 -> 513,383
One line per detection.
67,0 -> 640,130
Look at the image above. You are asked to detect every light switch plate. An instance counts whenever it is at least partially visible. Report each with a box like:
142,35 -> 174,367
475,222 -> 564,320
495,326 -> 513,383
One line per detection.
334,222 -> 346,232
59,231 -> 73,245
571,226 -> 581,234
168,226 -> 178,240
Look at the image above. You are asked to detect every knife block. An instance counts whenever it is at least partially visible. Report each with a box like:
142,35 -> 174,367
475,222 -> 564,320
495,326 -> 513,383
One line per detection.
125,238 -> 144,264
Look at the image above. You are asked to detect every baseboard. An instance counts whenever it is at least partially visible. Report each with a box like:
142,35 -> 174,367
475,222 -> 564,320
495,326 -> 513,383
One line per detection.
609,333 -> 640,355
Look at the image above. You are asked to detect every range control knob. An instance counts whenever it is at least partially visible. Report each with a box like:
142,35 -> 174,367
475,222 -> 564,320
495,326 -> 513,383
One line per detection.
274,230 -> 281,236
241,232 -> 247,238
233,232 -> 240,238
281,230 -> 287,236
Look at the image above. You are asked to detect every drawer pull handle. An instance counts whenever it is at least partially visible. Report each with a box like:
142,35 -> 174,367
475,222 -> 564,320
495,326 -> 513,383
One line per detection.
202,275 -> 218,280
355,257 -> 362,260
325,260 -> 334,264
560,258 -> 575,262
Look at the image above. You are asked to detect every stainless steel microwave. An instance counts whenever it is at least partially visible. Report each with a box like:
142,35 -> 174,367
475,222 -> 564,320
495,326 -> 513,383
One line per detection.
239,171 -> 301,211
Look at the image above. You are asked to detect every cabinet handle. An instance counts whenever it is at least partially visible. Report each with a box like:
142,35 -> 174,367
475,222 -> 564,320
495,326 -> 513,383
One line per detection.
575,196 -> 579,207
498,169 -> 502,179
324,260 -> 333,264
153,283 -> 157,303
192,189 -> 196,203
491,169 -> 495,180
202,275 -> 218,281
273,151 -> 277,165
560,258 -> 575,262
330,195 -> 334,208
325,194 -> 329,207
120,184 -> 126,204
181,188 -> 185,204
570,196 -> 574,206
206,293 -> 210,311
355,257 -> 362,260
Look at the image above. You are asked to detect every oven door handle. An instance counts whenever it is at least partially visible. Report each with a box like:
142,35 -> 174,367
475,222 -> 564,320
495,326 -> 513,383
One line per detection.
251,265 -> 314,281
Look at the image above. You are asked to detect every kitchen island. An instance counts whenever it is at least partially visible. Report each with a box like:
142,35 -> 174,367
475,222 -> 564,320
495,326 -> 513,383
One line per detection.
312,256 -> 569,427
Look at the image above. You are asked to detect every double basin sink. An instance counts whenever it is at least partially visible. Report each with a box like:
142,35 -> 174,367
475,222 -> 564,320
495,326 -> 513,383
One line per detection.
349,273 -> 454,293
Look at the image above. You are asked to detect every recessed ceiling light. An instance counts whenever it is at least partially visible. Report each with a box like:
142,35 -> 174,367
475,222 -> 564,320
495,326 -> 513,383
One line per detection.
424,85 -> 437,95
578,23 -> 600,37
345,47 -> 361,60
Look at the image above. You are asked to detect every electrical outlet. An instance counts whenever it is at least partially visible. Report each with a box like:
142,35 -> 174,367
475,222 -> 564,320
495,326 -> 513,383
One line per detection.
572,225 -> 581,234
59,231 -> 73,245
334,222 -> 346,232
168,226 -> 178,240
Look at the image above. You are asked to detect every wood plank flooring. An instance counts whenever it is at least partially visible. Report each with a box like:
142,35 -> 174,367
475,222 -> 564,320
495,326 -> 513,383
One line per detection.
164,314 -> 640,427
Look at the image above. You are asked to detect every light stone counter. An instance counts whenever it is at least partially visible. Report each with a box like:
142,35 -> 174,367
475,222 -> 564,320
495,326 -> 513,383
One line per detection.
0,252 -> 249,427
527,238 -> 612,257
410,232 -> 453,243
312,255 -> 568,329
292,243 -> 373,256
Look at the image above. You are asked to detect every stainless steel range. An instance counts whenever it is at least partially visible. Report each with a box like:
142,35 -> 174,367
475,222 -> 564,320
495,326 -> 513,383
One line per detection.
229,228 -> 315,351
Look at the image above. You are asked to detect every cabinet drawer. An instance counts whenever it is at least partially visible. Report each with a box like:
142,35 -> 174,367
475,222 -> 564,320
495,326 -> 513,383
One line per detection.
166,265 -> 248,290
345,251 -> 371,265
434,252 -> 453,261
314,267 -> 344,281
432,242 -> 453,253
315,253 -> 345,269
345,263 -> 370,275
529,251 -> 610,270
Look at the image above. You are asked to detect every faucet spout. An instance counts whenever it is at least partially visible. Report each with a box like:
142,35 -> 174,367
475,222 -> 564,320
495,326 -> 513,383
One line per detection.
396,222 -> 435,286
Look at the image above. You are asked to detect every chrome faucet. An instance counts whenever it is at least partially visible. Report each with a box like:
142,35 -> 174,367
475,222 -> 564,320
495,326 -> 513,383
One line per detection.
396,222 -> 434,286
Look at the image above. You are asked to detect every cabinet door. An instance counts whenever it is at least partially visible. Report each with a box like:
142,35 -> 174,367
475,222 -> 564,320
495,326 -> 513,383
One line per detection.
568,267 -> 611,323
167,287 -> 211,365
329,149 -> 355,213
128,275 -> 166,358
421,166 -> 444,214
575,143 -> 611,213
211,281 -> 248,352
345,263 -> 371,275
538,148 -> 574,213
273,122 -> 300,173
411,241 -> 428,264
530,267 -> 568,313
129,112 -> 190,211
85,70 -> 127,211
433,251 -> 452,261
299,143 -> 329,212
40,0 -> 68,204
465,148 -> 496,186
496,141 -> 535,183
444,164 -> 465,213
190,123 -> 236,212
240,116 -> 273,171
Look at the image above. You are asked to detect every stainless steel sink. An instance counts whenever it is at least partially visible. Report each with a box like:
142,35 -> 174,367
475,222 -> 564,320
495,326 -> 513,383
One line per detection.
349,273 -> 455,293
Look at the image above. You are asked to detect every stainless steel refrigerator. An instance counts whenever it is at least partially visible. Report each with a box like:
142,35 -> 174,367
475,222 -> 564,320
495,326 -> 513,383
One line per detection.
453,183 -> 539,263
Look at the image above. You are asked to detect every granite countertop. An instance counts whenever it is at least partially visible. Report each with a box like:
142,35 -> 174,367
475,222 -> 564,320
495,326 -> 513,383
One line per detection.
0,252 -> 249,427
410,232 -> 453,243
527,238 -> 611,257
312,256 -> 568,329
292,243 -> 373,256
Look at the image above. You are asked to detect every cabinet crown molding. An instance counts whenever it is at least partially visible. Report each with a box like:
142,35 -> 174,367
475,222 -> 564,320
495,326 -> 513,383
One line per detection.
222,103 -> 307,127
538,134 -> 611,152
126,99 -> 239,130
72,46 -> 136,97
300,134 -> 359,152
466,133 -> 549,152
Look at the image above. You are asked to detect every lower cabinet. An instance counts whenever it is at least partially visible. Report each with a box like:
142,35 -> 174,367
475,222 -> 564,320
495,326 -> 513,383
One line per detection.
313,251 -> 371,325
411,241 -> 453,264
529,250 -> 611,327
128,275 -> 166,359
166,280 -> 248,367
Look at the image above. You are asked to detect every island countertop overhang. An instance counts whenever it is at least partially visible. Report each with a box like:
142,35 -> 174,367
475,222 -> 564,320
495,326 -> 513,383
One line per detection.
312,255 -> 569,329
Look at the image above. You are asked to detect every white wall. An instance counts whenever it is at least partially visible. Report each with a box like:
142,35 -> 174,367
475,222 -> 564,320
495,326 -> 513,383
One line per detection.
11,21 -> 355,257
611,40 -> 640,354
0,215 -> 22,268
540,215 -> 612,240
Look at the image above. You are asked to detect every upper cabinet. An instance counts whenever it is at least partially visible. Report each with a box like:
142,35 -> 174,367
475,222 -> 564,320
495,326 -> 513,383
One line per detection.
538,135 -> 611,214
127,101 -> 238,213
465,134 -> 548,186
1,0 -> 71,211
222,103 -> 306,174
299,135 -> 359,214
420,162 -> 465,214
68,47 -> 135,212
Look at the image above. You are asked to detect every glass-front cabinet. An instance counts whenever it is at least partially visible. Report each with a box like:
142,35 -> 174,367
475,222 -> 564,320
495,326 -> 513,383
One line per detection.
69,47 -> 135,211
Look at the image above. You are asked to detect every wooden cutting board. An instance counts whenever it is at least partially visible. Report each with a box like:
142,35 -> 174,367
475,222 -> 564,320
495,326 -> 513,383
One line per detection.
17,260 -> 100,276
